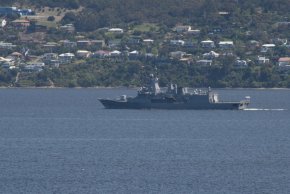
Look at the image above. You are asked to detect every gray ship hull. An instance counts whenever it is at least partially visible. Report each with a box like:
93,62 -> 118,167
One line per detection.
99,99 -> 249,110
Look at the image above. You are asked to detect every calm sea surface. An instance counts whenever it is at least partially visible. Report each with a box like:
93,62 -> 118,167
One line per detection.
0,88 -> 289,194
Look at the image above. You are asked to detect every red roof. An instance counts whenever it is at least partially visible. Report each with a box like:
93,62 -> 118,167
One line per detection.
279,57 -> 290,62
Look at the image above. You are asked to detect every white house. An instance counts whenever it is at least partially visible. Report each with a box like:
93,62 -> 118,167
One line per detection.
258,56 -> 270,64
129,50 -> 139,56
203,51 -> 219,59
170,40 -> 185,46
59,53 -> 75,64
43,53 -> 58,61
235,60 -> 248,67
108,28 -> 124,34
187,29 -> 200,35
110,50 -> 122,56
218,41 -> 234,49
201,40 -> 215,48
76,50 -> 91,58
143,39 -> 154,44
261,44 -> 275,53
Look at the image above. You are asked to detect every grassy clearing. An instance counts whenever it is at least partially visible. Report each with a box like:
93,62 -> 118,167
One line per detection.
133,23 -> 159,32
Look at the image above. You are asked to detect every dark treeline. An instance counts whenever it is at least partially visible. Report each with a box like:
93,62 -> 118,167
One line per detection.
3,0 -> 290,31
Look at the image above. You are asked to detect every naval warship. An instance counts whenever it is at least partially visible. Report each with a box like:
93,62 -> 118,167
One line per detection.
99,74 -> 250,110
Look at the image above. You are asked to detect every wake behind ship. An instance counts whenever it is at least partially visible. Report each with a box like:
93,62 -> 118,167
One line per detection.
99,74 -> 250,110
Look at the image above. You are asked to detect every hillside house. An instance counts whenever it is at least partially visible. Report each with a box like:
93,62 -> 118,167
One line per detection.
93,50 -> 111,58
247,40 -> 260,50
174,25 -> 191,33
42,53 -> 59,67
261,44 -> 275,53
90,40 -> 105,49
258,56 -> 270,64
143,39 -> 154,44
43,42 -> 59,52
170,40 -> 185,46
110,50 -> 122,57
77,40 -> 91,48
218,41 -> 234,49
201,40 -> 215,49
11,19 -> 30,29
59,53 -> 75,64
203,51 -> 219,59
108,28 -> 124,34
278,57 -> 290,68
187,29 -> 200,35
235,60 -> 248,67
43,53 -> 58,61
76,50 -> 91,58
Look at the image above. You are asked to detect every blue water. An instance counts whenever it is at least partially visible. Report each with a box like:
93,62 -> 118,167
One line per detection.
0,88 -> 289,194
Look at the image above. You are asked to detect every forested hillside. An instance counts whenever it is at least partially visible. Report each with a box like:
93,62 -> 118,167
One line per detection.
3,0 -> 290,30
1,0 -> 290,87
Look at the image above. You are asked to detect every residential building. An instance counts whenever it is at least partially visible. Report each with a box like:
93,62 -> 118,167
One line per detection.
90,40 -> 105,49
261,44 -> 275,53
201,40 -> 215,48
170,40 -> 185,46
110,50 -> 122,57
77,40 -> 91,48
218,41 -> 234,49
143,39 -> 154,44
42,53 -> 58,61
59,53 -> 75,64
203,51 -> 219,59
258,56 -> 270,64
187,29 -> 200,35
235,60 -> 248,67
93,50 -> 111,58
278,57 -> 290,68
11,19 -> 30,30
76,50 -> 91,58
108,28 -> 124,34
